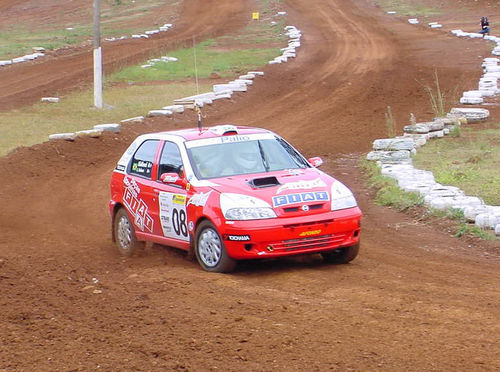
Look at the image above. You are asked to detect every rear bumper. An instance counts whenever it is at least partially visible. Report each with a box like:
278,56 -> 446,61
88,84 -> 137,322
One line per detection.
219,207 -> 361,260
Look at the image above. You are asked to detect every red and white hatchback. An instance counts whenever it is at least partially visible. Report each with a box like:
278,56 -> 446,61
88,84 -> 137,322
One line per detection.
109,125 -> 362,272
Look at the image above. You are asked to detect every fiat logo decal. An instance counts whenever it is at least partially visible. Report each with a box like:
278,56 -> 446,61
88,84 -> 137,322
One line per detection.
302,205 -> 309,211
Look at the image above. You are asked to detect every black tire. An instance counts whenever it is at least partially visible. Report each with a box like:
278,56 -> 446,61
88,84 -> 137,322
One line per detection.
195,220 -> 236,273
321,241 -> 360,264
114,208 -> 143,256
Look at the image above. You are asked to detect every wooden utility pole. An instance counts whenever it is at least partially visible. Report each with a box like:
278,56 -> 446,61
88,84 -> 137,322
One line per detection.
93,0 -> 103,109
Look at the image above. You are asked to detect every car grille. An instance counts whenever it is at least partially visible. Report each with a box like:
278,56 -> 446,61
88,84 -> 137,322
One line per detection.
282,203 -> 325,213
270,233 -> 348,252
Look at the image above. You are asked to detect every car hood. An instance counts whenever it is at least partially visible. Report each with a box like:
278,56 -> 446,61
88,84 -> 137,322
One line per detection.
207,168 -> 337,212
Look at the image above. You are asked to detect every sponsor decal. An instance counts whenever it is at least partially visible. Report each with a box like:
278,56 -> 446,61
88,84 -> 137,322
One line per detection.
124,176 -> 141,196
287,169 -> 303,176
188,221 -> 194,232
162,174 -> 179,183
187,191 -> 212,207
277,178 -> 326,194
299,229 -> 322,237
122,177 -> 153,232
116,164 -> 125,172
131,160 -> 152,175
273,191 -> 329,207
226,235 -> 251,241
220,135 -> 251,143
159,192 -> 189,241
172,194 -> 186,205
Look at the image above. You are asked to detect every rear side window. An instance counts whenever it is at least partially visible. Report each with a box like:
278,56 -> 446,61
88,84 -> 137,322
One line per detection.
129,140 -> 159,179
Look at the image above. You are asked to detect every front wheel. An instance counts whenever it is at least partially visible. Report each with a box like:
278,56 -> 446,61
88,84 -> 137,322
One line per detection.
114,208 -> 143,256
195,220 -> 236,273
321,241 -> 359,264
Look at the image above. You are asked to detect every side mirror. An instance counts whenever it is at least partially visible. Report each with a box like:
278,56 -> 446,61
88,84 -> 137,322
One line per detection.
160,173 -> 187,188
308,157 -> 324,168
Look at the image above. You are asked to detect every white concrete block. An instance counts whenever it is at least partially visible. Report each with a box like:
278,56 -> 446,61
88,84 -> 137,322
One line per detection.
94,123 -> 120,132
41,97 -> 60,103
76,129 -> 103,138
148,109 -> 173,117
121,116 -> 144,124
162,105 -> 185,113
49,133 -> 76,141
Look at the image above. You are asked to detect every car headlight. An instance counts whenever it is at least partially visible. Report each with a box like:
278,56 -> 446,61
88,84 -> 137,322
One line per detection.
220,193 -> 277,220
331,181 -> 358,211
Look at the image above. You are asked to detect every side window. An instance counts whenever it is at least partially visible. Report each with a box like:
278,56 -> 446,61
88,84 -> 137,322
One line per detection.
158,141 -> 183,177
129,140 -> 159,179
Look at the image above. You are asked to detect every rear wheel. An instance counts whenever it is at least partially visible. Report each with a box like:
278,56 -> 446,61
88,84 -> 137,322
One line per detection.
114,208 -> 143,256
321,242 -> 359,264
195,220 -> 236,273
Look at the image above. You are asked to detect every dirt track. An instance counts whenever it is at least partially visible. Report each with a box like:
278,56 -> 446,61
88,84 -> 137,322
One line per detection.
0,0 -> 499,371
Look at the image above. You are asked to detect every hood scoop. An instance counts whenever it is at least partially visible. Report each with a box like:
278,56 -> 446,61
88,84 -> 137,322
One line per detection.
248,176 -> 281,188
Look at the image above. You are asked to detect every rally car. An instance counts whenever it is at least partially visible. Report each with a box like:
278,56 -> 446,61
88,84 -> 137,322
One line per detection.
109,125 -> 362,272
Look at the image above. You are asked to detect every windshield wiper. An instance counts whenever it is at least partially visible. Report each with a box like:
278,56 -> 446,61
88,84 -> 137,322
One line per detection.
257,141 -> 270,171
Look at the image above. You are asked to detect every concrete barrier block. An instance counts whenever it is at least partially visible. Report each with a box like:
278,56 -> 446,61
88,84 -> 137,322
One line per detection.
76,129 -> 103,138
148,109 -> 173,117
450,108 -> 489,121
239,74 -> 255,80
94,123 -> 121,132
404,123 -> 430,134
460,97 -> 484,104
366,150 -> 411,162
41,97 -> 60,103
121,116 -> 144,124
162,105 -> 185,113
49,133 -> 76,141
372,138 -> 415,151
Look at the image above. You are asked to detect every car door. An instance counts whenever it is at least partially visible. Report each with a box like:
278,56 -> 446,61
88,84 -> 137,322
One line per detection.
154,141 -> 190,245
123,139 -> 160,236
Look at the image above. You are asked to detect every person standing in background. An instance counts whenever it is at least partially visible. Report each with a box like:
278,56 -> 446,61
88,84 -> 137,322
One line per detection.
480,16 -> 490,37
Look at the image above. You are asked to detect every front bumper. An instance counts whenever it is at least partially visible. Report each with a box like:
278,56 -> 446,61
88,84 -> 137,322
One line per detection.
218,207 -> 361,260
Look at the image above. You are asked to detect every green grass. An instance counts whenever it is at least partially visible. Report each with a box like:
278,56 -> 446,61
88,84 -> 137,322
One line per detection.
108,41 -> 280,82
413,123 -> 500,205
0,27 -> 92,58
108,0 -> 286,83
0,0 -> 284,156
375,0 -> 441,16
359,159 -> 424,211
0,83 -> 211,157
453,223 -> 494,239
360,158 -> 497,240
0,0 -> 179,59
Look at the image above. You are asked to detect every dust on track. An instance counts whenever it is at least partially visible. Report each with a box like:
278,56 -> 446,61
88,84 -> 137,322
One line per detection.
0,0 -> 499,371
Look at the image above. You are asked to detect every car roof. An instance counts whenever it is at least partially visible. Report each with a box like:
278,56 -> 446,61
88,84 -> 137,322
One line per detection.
146,125 -> 273,142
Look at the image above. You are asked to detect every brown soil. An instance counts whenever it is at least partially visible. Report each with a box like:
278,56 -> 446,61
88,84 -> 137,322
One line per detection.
0,0 -> 499,371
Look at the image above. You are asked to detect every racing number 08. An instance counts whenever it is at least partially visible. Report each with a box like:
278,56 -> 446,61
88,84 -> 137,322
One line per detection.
172,208 -> 188,237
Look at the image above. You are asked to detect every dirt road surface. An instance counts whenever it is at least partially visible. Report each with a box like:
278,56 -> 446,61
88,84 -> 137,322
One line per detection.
0,0 -> 499,371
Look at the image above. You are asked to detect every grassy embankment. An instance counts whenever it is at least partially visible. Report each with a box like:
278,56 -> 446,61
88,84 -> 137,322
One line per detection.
413,123 -> 500,206
0,0 -> 179,59
361,122 -> 499,239
0,0 -> 286,156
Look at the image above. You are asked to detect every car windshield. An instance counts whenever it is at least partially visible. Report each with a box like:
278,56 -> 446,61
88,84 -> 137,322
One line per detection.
187,137 -> 310,179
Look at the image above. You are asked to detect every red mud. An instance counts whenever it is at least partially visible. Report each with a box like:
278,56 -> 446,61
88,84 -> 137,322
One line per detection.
0,0 -> 499,371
